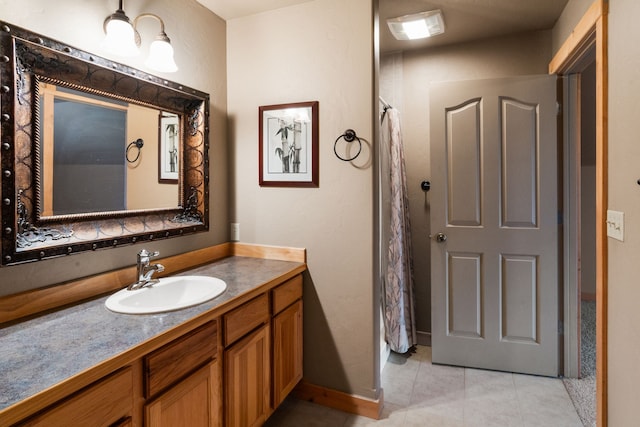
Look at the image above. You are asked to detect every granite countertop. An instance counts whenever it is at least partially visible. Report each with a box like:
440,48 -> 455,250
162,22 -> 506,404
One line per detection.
0,256 -> 304,412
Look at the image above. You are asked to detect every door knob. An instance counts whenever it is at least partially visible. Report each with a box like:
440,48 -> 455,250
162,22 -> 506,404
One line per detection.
432,232 -> 447,242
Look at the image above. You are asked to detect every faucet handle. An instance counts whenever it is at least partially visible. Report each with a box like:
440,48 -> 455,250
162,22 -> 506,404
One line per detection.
138,249 -> 160,258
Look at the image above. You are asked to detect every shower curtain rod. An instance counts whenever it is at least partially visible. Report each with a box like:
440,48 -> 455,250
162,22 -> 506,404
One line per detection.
379,96 -> 392,110
380,96 -> 393,124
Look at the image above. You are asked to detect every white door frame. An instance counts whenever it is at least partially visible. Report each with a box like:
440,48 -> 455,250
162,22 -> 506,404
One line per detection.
549,1 -> 608,425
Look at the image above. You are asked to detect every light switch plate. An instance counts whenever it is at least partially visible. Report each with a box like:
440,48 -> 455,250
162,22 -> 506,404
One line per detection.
606,210 -> 624,241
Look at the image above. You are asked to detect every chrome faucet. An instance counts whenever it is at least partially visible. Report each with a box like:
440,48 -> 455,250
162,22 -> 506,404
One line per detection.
128,249 -> 165,290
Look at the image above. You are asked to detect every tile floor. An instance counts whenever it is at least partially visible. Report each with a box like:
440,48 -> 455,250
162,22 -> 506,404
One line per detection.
264,346 -> 583,427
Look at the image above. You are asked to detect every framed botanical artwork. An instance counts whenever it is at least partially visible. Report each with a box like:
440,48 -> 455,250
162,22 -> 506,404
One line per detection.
158,112 -> 179,183
259,101 -> 319,187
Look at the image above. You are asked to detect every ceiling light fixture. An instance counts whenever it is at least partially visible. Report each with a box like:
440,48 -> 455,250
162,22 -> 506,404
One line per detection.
387,10 -> 445,41
102,0 -> 178,73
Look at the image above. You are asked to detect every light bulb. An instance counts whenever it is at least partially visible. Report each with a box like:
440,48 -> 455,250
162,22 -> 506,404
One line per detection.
103,17 -> 139,57
146,38 -> 178,73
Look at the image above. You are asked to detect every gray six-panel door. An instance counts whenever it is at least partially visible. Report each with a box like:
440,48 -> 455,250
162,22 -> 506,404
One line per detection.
430,75 -> 559,377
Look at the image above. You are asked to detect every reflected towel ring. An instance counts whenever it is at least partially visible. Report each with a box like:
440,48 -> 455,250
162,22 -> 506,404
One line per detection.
126,138 -> 144,163
334,129 -> 362,162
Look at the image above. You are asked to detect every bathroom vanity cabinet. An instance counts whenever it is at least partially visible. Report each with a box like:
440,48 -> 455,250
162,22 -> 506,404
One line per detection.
223,274 -> 303,427
1,247 -> 306,427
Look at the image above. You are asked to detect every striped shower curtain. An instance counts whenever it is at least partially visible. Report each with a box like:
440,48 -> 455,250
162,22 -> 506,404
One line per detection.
383,107 -> 417,354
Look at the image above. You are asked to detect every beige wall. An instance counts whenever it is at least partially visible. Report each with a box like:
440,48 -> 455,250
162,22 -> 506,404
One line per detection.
381,30 -> 552,337
551,0 -> 593,54
0,0 -> 227,296
603,0 -> 640,423
227,0 -> 377,398
553,0 -> 640,423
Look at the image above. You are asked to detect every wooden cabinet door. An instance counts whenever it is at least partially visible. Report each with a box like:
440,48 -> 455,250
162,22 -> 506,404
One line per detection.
224,325 -> 270,427
272,300 -> 303,407
145,361 -> 220,427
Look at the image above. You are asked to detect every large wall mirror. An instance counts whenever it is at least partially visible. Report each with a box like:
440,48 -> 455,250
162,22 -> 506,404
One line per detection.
0,22 -> 210,266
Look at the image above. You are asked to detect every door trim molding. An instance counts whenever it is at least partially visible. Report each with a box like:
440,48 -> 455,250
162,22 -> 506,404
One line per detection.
562,72 -> 582,380
549,1 -> 608,426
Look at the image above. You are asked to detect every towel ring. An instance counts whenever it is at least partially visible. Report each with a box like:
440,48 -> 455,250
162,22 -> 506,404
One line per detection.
334,129 -> 362,162
126,138 -> 144,163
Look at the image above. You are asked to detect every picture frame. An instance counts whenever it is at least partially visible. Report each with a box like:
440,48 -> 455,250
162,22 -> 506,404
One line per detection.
158,112 -> 180,183
259,101 -> 319,187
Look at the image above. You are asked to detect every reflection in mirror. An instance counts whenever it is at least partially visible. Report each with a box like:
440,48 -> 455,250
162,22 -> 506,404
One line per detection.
0,21 -> 210,266
38,83 -> 180,216
159,112 -> 180,183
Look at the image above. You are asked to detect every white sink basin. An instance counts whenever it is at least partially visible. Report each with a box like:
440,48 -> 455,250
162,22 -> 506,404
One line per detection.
105,276 -> 227,314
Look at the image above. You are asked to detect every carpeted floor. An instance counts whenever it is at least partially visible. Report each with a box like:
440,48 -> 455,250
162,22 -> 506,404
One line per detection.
563,300 -> 596,427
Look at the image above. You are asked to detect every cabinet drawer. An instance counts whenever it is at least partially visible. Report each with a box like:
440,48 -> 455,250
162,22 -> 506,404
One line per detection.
272,275 -> 302,314
224,294 -> 269,347
18,367 -> 133,427
145,321 -> 217,398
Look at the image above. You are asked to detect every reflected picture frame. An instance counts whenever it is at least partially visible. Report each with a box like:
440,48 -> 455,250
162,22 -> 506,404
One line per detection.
259,101 -> 319,187
159,112 -> 180,183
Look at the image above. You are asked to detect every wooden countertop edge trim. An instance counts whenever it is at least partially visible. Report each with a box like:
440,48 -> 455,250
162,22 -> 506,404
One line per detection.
0,262 -> 307,425
231,242 -> 306,263
0,242 -> 306,326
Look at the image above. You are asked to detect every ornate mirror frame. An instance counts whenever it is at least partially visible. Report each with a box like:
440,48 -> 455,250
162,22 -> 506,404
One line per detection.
0,22 -> 210,266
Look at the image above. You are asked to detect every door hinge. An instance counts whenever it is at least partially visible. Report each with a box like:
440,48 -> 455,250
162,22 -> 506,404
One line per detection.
556,101 -> 562,116
558,212 -> 563,225
558,320 -> 564,335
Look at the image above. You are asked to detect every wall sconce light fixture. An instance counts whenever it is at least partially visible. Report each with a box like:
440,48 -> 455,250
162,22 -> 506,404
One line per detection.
102,0 -> 178,73
387,10 -> 445,41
